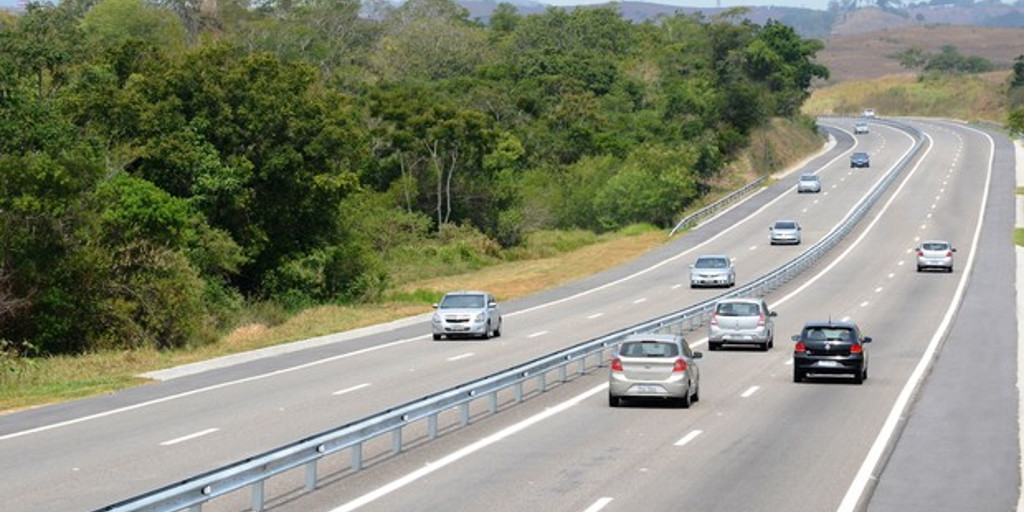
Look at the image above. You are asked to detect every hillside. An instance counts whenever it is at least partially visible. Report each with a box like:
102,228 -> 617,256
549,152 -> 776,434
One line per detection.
815,13 -> 1024,85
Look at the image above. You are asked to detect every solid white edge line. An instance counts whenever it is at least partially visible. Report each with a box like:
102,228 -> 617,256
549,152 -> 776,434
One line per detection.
160,428 -> 219,447
332,383 -> 371,396
834,124 -> 994,512
527,331 -> 549,339
327,384 -> 609,512
587,313 -> 605,319
582,497 -> 615,512
674,429 -> 704,447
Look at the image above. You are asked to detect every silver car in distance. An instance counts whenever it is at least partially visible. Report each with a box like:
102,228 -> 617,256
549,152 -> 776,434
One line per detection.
608,333 -> 702,408
689,254 -> 736,288
769,220 -> 801,245
431,291 -> 503,340
797,173 -> 821,193
916,240 -> 956,273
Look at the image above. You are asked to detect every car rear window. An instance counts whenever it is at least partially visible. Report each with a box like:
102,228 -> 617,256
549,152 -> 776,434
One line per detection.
620,341 -> 680,358
716,302 -> 759,316
440,294 -> 485,308
803,328 -> 853,342
774,221 -> 797,229
922,242 -> 948,251
800,175 -> 817,181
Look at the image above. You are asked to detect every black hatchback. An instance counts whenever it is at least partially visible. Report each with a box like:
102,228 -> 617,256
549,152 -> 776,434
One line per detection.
792,321 -> 872,384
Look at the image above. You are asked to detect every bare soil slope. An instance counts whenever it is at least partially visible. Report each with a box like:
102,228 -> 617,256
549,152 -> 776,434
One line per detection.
817,10 -> 1024,84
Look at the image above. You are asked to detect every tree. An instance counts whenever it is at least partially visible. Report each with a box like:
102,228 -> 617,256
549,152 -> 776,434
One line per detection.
81,0 -> 188,54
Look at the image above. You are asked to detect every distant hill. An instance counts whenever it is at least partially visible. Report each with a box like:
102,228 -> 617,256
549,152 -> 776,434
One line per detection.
818,9 -> 1024,84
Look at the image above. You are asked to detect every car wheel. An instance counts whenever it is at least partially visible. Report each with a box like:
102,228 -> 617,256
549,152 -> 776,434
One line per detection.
917,265 -> 923,272
760,341 -> 769,352
493,322 -> 502,337
482,322 -> 492,340
853,369 -> 864,385
793,369 -> 804,383
432,334 -> 442,341
768,335 -> 774,350
608,394 -> 620,407
679,388 -> 692,409
709,342 -> 721,351
692,384 -> 700,402
947,267 -> 954,273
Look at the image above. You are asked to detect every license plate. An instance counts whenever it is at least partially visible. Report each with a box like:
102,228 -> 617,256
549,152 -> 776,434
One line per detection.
632,385 -> 665,393
817,360 -> 840,367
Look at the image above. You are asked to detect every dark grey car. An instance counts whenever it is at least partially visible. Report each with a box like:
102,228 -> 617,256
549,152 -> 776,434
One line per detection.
850,152 -> 870,168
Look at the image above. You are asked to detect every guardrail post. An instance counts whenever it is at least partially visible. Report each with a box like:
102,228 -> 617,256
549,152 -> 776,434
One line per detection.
428,414 -> 438,440
538,373 -> 546,392
460,403 -> 470,426
559,365 -> 567,383
392,428 -> 403,455
305,460 -> 317,492
252,480 -> 265,512
489,393 -> 498,414
352,443 -> 363,471
578,357 -> 587,375
515,382 -> 524,403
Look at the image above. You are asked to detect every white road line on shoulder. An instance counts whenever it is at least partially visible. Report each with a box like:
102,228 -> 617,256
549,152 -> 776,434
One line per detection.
447,353 -> 474,362
860,301 -> 870,308
328,384 -> 608,512
671,284 -> 683,290
674,429 -> 703,447
888,273 -> 895,278
333,383 -> 371,396
587,313 -> 605,319
784,358 -> 793,366
582,497 -> 614,512
528,331 -> 548,338
740,386 -> 760,398
875,287 -> 883,293
160,428 -> 219,447
633,298 -> 647,304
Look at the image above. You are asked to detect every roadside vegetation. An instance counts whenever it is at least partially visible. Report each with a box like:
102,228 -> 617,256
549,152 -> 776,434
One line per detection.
0,0 -> 830,409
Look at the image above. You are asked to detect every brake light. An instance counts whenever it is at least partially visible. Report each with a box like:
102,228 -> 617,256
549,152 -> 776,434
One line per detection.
757,312 -> 765,327
917,250 -> 924,257
611,357 -> 623,371
946,251 -> 953,257
673,358 -> 688,372
794,341 -> 806,353
710,314 -> 719,326
850,344 -> 863,354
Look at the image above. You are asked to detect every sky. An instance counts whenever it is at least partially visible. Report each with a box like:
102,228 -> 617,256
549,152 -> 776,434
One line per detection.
542,0 -> 834,9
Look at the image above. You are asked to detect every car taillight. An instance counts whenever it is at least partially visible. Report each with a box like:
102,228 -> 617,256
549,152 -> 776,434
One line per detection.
850,344 -> 863,354
710,314 -> 719,326
611,357 -> 623,371
794,342 -> 806,353
945,251 -> 953,257
673,358 -> 688,372
917,250 -> 924,257
757,313 -> 765,327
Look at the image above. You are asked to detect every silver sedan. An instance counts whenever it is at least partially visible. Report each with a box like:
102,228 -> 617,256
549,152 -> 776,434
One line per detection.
769,220 -> 801,245
689,255 -> 736,288
916,240 -> 956,272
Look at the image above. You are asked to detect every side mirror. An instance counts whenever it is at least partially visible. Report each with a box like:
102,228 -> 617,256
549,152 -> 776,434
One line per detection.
769,311 -> 778,317
791,334 -> 801,342
432,303 -> 439,309
488,301 -> 497,308
862,336 -> 873,343
692,351 -> 703,359
952,248 -> 957,252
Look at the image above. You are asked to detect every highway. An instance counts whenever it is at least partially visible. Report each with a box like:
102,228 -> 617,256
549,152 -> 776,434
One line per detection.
0,118 -> 1015,512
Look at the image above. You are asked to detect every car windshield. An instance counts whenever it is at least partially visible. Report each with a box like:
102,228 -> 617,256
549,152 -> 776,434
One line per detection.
620,341 -> 679,358
922,242 -> 949,251
805,327 -> 853,342
439,294 -> 485,309
774,222 -> 797,230
695,258 -> 728,269
853,152 -> 868,159
716,302 -> 759,316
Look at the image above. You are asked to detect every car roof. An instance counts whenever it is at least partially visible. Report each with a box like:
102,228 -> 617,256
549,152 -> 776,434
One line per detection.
799,173 -> 818,179
696,254 -> 729,260
802,320 -> 858,329
921,239 -> 950,245
443,290 -> 490,297
621,333 -> 683,344
773,219 -> 797,225
716,297 -> 761,305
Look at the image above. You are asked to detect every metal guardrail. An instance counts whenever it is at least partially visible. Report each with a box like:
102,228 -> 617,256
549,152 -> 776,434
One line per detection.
95,118 -> 924,512
669,175 -> 769,237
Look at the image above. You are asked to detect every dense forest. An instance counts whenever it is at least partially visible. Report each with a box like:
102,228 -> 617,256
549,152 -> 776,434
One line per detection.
0,0 -> 828,356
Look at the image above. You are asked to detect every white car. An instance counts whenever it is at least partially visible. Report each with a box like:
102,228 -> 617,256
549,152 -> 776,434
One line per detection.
916,240 -> 956,273
431,291 -> 502,340
608,333 -> 702,408
708,298 -> 777,351
797,173 -> 821,193
862,108 -> 876,118
854,122 -> 869,134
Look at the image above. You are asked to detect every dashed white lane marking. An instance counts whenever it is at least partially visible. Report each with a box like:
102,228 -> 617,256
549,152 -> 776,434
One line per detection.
333,383 -> 371,396
749,245 -> 758,251
671,284 -> 683,290
674,429 -> 704,447
741,386 -> 760,398
875,287 -> 884,293
860,301 -> 870,308
587,313 -> 605,319
160,428 -> 219,447
582,497 -> 614,512
784,358 -> 794,366
447,353 -> 474,362
841,316 -> 851,322
888,273 -> 895,279
921,224 -> 927,229
927,213 -> 933,218
898,260 -> 905,266
633,298 -> 647,304
528,331 -> 548,338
